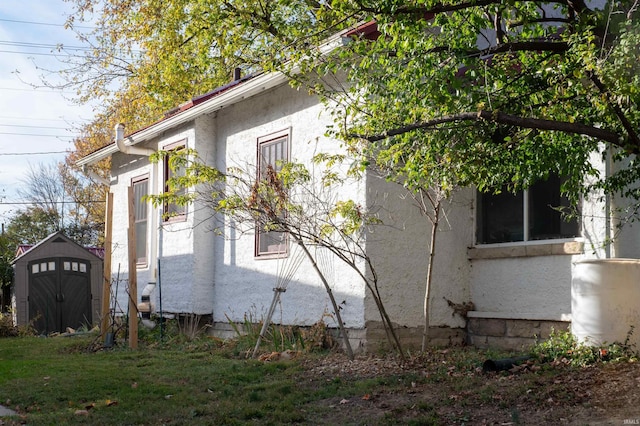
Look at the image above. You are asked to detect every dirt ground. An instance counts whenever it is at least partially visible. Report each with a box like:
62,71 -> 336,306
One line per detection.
299,352 -> 640,425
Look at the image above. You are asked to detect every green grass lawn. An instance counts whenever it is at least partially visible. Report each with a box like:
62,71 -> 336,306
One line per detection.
2,329 -> 638,425
0,335 -> 320,425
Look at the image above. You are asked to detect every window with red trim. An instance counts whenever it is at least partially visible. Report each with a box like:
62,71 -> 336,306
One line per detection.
256,130 -> 289,256
132,175 -> 149,265
163,141 -> 187,221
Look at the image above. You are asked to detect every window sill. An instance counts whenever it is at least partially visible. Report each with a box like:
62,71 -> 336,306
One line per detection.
162,214 -> 187,224
468,240 -> 583,260
255,252 -> 289,260
468,311 -> 572,322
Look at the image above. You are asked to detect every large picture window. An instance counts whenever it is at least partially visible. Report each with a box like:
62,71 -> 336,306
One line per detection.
256,129 -> 290,257
163,140 -> 187,221
132,175 -> 149,265
476,174 -> 580,244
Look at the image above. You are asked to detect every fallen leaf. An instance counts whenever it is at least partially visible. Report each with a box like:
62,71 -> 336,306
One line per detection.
339,399 -> 349,405
105,400 -> 118,407
362,394 -> 371,400
131,382 -> 138,389
85,403 -> 96,410
74,410 -> 89,416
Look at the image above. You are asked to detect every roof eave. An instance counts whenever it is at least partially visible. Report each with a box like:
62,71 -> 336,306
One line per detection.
76,143 -> 118,167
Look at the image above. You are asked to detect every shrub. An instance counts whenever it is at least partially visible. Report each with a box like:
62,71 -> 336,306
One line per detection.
531,328 -> 638,367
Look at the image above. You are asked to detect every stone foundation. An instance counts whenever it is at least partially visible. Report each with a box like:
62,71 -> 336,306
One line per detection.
197,318 -> 572,352
208,320 -> 466,354
364,321 -> 466,352
467,317 -> 571,350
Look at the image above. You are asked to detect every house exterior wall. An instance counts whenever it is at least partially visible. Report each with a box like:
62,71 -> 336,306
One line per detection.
211,84 -> 368,331
111,122 -> 213,316
363,179 -> 473,348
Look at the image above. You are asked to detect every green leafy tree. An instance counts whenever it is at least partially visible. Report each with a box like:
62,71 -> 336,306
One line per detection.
0,231 -> 15,292
309,0 -> 640,198
61,1 -> 640,210
4,207 -> 61,246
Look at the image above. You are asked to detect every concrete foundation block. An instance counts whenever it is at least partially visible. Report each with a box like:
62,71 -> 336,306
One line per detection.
468,318 -> 506,337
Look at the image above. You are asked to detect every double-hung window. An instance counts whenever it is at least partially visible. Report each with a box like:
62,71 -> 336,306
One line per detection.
163,140 -> 187,221
256,129 -> 289,257
132,175 -> 149,265
476,174 -> 580,244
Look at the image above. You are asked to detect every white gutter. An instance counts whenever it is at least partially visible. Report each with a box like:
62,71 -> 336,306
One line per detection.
76,32 -> 346,168
114,123 -> 156,156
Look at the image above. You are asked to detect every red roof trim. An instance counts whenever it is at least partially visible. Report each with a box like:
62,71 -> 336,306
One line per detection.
15,244 -> 105,259
345,21 -> 380,41
344,15 -> 436,42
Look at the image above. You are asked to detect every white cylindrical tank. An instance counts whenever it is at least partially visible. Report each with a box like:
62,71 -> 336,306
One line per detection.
572,259 -> 640,348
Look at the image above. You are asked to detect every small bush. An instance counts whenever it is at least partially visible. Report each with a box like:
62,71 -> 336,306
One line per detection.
531,328 -> 638,367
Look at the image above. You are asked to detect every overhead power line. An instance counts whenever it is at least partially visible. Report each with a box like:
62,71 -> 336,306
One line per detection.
0,115 -> 82,123
0,40 -> 93,52
0,132 -> 74,138
0,49 -> 83,58
0,86 -> 74,94
0,151 -> 69,156
0,200 -> 105,205
0,124 -> 70,130
0,17 -> 93,30
0,40 -> 141,56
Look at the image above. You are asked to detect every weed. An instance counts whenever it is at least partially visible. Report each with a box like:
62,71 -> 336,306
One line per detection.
0,311 -> 37,337
226,313 -> 336,356
530,328 -> 638,367
177,313 -> 210,341
0,312 -> 17,337
300,320 -> 336,352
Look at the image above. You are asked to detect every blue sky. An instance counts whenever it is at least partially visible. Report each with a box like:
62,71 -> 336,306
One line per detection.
0,1 -> 96,223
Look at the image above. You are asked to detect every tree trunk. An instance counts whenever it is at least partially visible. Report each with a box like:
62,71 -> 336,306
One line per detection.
294,235 -> 354,360
421,200 -> 441,351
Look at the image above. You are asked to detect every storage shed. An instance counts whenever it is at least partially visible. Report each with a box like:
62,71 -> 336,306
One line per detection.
12,232 -> 104,334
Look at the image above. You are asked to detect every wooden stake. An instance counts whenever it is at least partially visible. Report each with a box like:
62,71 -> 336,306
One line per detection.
127,185 -> 138,349
100,192 -> 114,340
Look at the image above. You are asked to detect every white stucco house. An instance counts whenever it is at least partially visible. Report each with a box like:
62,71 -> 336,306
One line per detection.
77,24 -> 639,351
